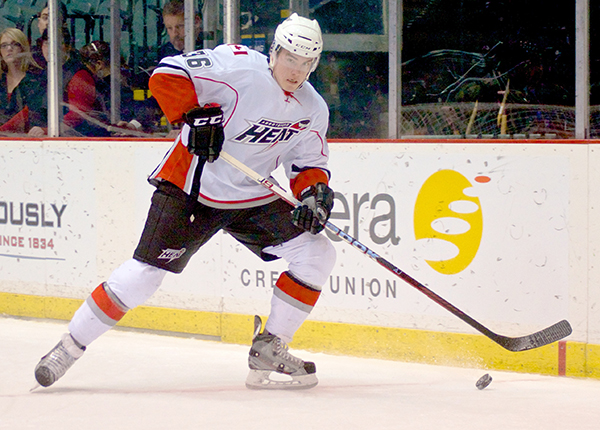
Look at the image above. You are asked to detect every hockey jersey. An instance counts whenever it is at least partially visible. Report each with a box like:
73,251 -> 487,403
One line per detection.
148,44 -> 330,209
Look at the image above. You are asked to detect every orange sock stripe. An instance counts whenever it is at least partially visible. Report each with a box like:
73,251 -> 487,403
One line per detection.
91,284 -> 127,321
290,168 -> 329,198
276,272 -> 321,307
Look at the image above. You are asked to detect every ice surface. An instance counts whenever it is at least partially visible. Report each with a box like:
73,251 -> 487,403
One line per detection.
1,317 -> 599,430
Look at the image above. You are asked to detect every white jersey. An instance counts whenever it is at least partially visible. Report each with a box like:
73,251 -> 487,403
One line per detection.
149,44 -> 330,209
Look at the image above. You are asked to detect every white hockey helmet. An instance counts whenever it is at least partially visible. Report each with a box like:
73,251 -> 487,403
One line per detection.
269,13 -> 323,74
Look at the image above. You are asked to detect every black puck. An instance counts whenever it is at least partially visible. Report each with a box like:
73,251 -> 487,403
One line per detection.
476,373 -> 492,390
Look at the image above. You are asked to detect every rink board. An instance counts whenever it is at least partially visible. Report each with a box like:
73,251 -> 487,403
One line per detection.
0,138 -> 597,378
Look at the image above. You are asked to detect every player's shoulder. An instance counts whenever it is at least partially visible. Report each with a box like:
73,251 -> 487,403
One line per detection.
298,82 -> 329,113
211,44 -> 269,68
156,45 -> 267,75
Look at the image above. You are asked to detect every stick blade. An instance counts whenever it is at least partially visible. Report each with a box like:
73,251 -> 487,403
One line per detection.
495,320 -> 572,352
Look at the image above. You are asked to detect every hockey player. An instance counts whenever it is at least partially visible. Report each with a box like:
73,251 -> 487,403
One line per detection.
34,13 -> 335,390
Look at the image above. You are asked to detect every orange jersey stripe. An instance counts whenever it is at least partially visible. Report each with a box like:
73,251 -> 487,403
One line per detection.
154,138 -> 195,189
276,272 -> 321,307
91,284 -> 127,322
290,168 -> 329,198
149,73 -> 199,124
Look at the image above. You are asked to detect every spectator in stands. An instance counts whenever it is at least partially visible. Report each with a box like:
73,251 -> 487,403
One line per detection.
80,41 -> 113,112
28,29 -> 110,137
0,28 -> 47,134
79,40 -> 142,133
150,0 -> 204,136
127,0 -> 203,136
31,2 -> 68,69
158,0 -> 203,59
37,5 -> 50,34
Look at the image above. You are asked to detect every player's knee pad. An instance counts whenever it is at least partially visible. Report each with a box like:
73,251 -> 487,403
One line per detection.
106,258 -> 167,308
268,232 -> 336,287
300,233 -> 336,285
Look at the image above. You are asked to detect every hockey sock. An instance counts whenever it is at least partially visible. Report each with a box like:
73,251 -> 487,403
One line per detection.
265,271 -> 321,343
68,282 -> 129,346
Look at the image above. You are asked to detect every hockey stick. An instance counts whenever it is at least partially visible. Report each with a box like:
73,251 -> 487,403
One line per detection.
497,79 -> 510,135
465,100 -> 478,135
219,152 -> 572,352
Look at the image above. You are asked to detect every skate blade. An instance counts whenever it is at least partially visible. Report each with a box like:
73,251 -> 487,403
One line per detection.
245,370 -> 318,390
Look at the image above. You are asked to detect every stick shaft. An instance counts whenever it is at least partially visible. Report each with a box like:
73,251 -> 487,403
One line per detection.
219,151 -> 571,351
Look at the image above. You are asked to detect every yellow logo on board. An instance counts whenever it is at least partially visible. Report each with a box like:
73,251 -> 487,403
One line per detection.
414,170 -> 485,275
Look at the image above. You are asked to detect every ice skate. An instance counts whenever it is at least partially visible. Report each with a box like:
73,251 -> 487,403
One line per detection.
34,333 -> 85,387
246,315 -> 318,390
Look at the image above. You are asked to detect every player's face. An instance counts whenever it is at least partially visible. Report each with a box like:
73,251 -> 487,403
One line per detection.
272,49 -> 314,92
164,14 -> 186,51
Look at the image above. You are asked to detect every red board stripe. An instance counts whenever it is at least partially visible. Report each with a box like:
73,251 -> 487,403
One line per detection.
558,341 -> 567,376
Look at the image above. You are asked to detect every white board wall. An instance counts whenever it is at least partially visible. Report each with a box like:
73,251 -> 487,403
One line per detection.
0,139 -> 594,344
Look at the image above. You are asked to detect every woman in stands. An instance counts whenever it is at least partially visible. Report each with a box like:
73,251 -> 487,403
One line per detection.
0,28 -> 47,134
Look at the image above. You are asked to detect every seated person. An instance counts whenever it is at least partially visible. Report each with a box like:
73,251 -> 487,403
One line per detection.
0,28 -> 47,134
31,2 -> 68,70
79,40 -> 144,133
158,0 -> 203,59
29,29 -> 110,137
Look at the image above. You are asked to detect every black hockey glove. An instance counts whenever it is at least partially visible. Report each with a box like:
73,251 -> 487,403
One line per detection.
182,103 -> 225,163
292,183 -> 334,234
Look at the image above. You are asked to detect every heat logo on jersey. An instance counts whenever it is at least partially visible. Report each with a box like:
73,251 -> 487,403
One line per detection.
233,118 -> 311,145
